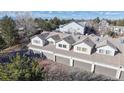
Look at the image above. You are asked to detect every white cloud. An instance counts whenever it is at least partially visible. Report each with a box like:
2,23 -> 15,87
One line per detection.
104,12 -> 122,15
48,11 -> 53,14
99,11 -> 105,15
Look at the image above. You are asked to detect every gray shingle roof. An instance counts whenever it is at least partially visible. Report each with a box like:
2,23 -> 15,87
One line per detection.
96,40 -> 118,51
63,21 -> 86,28
74,37 -> 95,47
47,34 -> 61,42
30,32 -> 49,40
63,35 -> 76,45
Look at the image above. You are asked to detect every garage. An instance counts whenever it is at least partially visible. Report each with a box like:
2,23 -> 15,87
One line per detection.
56,56 -> 70,66
94,65 -> 117,78
73,60 -> 92,71
42,52 -> 54,60
120,71 -> 124,80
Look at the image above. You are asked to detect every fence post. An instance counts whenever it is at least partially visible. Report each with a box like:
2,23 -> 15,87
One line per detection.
116,69 -> 122,79
91,63 -> 95,73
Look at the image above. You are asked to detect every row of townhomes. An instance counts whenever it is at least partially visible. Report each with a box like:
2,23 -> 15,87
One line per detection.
28,21 -> 124,80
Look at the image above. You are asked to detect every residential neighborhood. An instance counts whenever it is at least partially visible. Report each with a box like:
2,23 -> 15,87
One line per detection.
1,11 -> 124,81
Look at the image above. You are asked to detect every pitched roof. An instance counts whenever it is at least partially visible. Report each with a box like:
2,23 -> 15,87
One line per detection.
63,35 -> 76,45
72,21 -> 86,27
78,21 -> 87,26
74,37 -> 95,47
47,34 -> 61,42
96,40 -> 118,51
31,32 -> 49,40
63,21 -> 85,28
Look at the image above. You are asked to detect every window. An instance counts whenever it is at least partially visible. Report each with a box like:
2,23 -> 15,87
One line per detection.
33,40 -> 40,44
99,49 -> 104,53
77,47 -> 81,51
58,44 -> 62,47
121,39 -> 124,44
82,48 -> 87,52
63,45 -> 66,48
106,50 -> 111,54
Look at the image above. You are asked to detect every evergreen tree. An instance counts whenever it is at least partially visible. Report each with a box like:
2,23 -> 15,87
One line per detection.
93,17 -> 100,23
0,35 -> 6,50
0,16 -> 18,47
0,54 -> 45,81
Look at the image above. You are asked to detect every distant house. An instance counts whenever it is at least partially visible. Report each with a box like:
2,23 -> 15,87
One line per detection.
98,20 -> 110,33
96,40 -> 118,56
18,27 -> 25,31
110,26 -> 124,34
47,34 -> 61,45
30,32 -> 49,47
56,35 -> 76,51
73,37 -> 95,55
58,21 -> 86,34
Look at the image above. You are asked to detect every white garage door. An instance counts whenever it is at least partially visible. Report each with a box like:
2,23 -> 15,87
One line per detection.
56,56 -> 70,66
74,60 -> 92,71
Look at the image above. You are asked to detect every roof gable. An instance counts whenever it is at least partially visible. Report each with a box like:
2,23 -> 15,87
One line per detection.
63,21 -> 85,29
31,36 -> 43,41
74,37 -> 95,47
63,35 -> 76,45
31,32 -> 49,40
47,34 -> 61,42
57,39 -> 70,45
96,40 -> 117,51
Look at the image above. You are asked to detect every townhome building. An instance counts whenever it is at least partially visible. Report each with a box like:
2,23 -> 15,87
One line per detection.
28,31 -> 124,80
31,32 -> 49,47
73,37 -> 95,55
47,34 -> 61,45
57,21 -> 86,34
56,35 -> 76,51
96,40 -> 118,56
29,32 -> 49,53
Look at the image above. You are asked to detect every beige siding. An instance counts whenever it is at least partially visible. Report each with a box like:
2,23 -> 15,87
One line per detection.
73,60 -> 92,71
96,45 -> 115,56
56,40 -> 71,51
47,38 -> 56,45
56,56 -> 70,66
31,36 -> 44,47
95,65 -> 117,78
42,52 -> 54,60
73,43 -> 92,55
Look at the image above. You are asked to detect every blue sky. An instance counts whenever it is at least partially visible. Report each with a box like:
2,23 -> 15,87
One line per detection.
32,11 -> 124,19
0,11 -> 124,19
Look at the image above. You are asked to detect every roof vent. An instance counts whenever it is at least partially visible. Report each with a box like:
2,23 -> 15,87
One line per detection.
78,36 -> 81,39
100,35 -> 103,37
96,38 -> 100,42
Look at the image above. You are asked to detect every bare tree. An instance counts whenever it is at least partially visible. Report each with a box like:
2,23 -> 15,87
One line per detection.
15,12 -> 36,37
